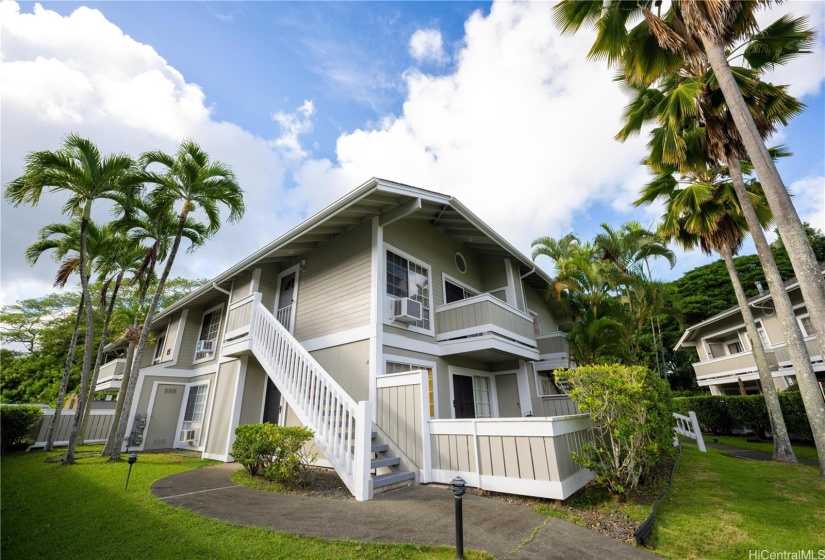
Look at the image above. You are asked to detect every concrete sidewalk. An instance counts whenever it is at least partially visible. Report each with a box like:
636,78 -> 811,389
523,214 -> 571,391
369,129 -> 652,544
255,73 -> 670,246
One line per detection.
151,464 -> 660,560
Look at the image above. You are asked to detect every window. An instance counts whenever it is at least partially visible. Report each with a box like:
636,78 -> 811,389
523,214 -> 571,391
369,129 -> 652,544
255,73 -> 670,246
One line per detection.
386,360 -> 435,418
472,376 -> 492,418
195,306 -> 222,362
181,384 -> 208,444
726,340 -> 743,355
152,334 -> 166,364
799,315 -> 815,337
755,321 -> 771,348
386,250 -> 430,329
536,370 -> 569,396
444,279 -> 477,304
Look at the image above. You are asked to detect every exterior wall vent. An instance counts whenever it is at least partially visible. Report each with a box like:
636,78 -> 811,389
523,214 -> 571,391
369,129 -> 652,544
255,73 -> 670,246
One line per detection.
455,252 -> 467,274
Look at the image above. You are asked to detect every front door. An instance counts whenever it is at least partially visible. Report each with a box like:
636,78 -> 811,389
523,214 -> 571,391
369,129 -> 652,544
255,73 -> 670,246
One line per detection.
144,383 -> 184,450
453,375 -> 475,419
275,269 -> 298,333
496,373 -> 522,417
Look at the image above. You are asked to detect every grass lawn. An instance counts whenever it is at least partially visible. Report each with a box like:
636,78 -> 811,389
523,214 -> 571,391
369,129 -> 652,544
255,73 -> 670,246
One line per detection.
710,435 -> 819,462
0,446 -> 490,560
531,444 -> 824,559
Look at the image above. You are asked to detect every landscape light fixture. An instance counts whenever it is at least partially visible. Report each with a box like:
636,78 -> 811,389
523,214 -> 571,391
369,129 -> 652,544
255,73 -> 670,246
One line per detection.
125,453 -> 138,490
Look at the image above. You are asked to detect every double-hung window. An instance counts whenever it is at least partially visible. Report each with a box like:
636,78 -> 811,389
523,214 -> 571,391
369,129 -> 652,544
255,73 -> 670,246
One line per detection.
444,279 -> 477,304
386,250 -> 430,330
180,383 -> 208,445
195,306 -> 222,362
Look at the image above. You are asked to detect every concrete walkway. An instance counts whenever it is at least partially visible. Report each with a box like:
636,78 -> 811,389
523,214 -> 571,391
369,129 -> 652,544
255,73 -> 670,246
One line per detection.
151,464 -> 660,560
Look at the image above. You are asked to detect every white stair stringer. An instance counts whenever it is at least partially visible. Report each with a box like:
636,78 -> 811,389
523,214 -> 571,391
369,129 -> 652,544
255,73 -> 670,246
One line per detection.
248,302 -> 372,500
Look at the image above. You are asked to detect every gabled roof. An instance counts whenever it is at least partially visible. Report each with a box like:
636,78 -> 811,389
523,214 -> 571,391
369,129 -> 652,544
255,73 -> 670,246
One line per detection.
153,178 -> 553,323
674,264 -> 825,350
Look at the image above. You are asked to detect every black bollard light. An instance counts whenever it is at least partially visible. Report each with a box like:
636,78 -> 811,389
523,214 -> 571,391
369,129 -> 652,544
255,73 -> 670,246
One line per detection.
451,476 -> 466,559
125,453 -> 138,490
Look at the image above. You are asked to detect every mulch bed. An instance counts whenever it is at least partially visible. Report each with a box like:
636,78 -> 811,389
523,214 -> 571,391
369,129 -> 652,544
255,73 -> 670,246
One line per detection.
237,466 -> 354,500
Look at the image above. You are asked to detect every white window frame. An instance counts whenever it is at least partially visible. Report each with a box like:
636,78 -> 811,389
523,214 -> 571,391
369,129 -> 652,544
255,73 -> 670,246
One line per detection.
798,313 -> 815,338
442,273 -> 479,305
193,303 -> 224,365
174,379 -> 211,449
448,366 -> 499,419
534,367 -> 564,397
383,244 -> 434,336
753,319 -> 771,349
152,333 -> 167,365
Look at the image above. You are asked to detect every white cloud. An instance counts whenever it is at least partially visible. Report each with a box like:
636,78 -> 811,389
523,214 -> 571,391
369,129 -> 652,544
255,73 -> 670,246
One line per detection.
790,176 -> 825,231
271,100 -> 316,160
409,29 -> 448,64
0,1 -> 294,305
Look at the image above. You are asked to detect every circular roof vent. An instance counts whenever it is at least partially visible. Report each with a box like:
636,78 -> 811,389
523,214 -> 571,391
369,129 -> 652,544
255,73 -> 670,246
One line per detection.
455,252 -> 467,274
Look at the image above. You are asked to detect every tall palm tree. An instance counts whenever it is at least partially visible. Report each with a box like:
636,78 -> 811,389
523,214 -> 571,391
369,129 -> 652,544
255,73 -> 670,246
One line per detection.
638,169 -> 796,463
24,218 -> 111,451
5,134 -> 140,464
110,140 -> 243,460
103,200 -> 208,457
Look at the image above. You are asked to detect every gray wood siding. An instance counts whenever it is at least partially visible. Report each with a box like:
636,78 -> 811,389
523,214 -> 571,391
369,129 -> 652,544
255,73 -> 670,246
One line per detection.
231,271 -> 254,303
435,299 -> 535,340
225,301 -> 253,335
30,410 -> 113,443
240,359 -> 266,425
384,221 -> 484,307
259,263 -> 281,311
160,314 -> 181,363
479,256 -> 507,292
512,261 -> 526,312
537,335 -> 568,355
524,285 -> 557,333
309,340 -> 370,402
430,434 -> 477,473
538,397 -> 579,417
205,361 -> 239,456
478,436 -> 559,480
293,222 -> 371,341
759,312 -> 784,345
377,384 -> 424,467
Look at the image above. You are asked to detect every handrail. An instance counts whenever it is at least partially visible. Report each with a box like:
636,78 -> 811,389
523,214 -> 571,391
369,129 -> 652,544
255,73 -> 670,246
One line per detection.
249,301 -> 371,500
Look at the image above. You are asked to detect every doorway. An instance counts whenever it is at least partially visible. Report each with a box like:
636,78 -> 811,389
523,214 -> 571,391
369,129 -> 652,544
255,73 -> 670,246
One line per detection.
453,375 -> 475,418
495,373 -> 522,417
275,265 -> 299,333
262,378 -> 281,424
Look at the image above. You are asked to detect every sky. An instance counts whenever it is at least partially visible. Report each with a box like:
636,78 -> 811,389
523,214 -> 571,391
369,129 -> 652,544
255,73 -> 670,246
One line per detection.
2,0 -> 824,308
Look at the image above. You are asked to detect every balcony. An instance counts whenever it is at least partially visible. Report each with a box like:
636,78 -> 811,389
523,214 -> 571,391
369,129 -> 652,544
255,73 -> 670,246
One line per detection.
535,332 -> 570,370
434,294 -> 539,361
692,350 -> 778,386
95,358 -> 126,392
773,337 -> 823,367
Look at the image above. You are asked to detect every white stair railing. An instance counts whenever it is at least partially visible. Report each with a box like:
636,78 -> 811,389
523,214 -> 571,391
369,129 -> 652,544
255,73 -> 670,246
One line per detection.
249,302 -> 372,500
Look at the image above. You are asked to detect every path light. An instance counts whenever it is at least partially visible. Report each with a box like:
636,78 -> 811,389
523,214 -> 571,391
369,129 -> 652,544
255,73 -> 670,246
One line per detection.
125,453 -> 138,490
451,476 -> 466,559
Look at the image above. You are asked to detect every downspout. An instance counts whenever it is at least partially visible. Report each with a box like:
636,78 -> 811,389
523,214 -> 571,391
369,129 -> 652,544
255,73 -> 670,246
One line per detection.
519,266 -> 536,280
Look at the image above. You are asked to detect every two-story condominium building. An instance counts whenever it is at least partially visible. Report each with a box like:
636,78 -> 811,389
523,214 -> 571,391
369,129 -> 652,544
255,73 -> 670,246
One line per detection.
102,178 -> 592,501
675,269 -> 825,396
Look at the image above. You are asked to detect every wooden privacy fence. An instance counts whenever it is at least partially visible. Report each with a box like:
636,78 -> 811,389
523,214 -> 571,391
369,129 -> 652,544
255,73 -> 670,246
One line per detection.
27,409 -> 115,448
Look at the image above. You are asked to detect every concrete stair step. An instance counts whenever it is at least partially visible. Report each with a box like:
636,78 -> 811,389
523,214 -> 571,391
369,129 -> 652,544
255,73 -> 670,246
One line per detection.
371,456 -> 401,469
372,470 -> 414,489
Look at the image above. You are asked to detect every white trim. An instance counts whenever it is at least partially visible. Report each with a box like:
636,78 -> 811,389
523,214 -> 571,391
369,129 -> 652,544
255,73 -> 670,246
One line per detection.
250,268 -> 262,295
225,356 -> 248,459
383,243 -> 435,336
514,361 -> 532,417
383,331 -> 540,361
202,452 -> 231,462
140,381 -> 187,452
152,326 -> 169,365
193,302 -> 225,365
170,309 -> 188,366
370,217 -> 384,419
435,323 -> 537,347
797,312 -> 815,338
300,325 -> 372,352
383,331 -> 441,355
442,273 -> 479,305
274,263 -> 301,334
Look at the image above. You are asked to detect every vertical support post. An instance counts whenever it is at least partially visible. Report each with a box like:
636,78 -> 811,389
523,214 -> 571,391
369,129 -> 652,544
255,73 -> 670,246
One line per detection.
419,369 -> 433,483
353,400 -> 372,501
688,411 -> 706,452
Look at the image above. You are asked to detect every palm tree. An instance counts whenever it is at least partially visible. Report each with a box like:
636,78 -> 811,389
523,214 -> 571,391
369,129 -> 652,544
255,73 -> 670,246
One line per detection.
6,134 -> 140,464
110,140 -> 243,460
24,218 -> 111,451
637,169 -> 796,463
103,200 -> 209,458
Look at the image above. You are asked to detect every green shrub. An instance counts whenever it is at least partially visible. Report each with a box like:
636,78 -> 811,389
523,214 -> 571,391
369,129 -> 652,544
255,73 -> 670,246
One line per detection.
556,364 -> 675,494
231,423 -> 315,485
674,392 -> 812,441
0,405 -> 43,454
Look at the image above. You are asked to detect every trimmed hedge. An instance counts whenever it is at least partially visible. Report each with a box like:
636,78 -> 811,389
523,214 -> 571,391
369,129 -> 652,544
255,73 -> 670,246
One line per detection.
231,423 -> 315,485
0,405 -> 44,454
673,392 -> 812,441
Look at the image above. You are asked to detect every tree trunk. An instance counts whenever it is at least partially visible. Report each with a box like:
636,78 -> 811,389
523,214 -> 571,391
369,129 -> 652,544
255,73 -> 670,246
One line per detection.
44,297 -> 83,452
64,213 -> 95,465
703,34 -> 825,348
80,272 -> 123,444
111,214 -> 186,460
720,245 -> 796,463
103,336 -> 136,457
729,158 -> 825,474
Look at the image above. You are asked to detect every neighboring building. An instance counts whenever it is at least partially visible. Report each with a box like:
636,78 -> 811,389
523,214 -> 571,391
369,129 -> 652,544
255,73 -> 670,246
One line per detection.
100,178 -> 590,501
675,269 -> 825,397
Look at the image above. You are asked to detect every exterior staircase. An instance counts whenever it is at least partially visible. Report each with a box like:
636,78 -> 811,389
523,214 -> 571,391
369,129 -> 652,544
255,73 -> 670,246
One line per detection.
248,301 -> 413,500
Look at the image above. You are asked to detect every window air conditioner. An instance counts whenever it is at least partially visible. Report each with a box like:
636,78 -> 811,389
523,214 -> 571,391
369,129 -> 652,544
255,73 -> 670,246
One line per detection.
180,428 -> 198,443
392,298 -> 423,323
195,340 -> 214,353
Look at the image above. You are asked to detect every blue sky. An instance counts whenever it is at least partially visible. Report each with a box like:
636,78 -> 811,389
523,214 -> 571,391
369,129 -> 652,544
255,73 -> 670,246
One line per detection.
1,1 -> 823,306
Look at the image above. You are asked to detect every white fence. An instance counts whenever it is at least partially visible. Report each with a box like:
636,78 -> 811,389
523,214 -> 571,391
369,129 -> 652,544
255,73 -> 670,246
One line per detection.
673,411 -> 706,452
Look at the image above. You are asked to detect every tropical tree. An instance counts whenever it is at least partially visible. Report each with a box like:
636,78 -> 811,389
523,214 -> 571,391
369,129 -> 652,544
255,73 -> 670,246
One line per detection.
103,201 -> 208,457
637,168 -> 796,463
5,134 -> 140,464
110,140 -> 243,460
